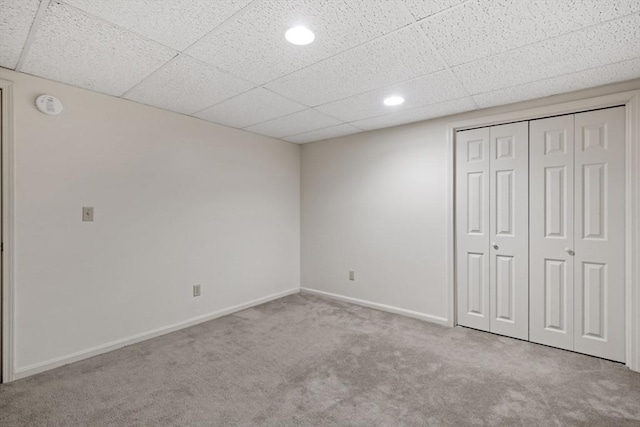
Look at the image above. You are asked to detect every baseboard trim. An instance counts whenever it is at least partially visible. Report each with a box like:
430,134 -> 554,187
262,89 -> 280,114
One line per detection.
13,288 -> 300,380
300,288 -> 449,326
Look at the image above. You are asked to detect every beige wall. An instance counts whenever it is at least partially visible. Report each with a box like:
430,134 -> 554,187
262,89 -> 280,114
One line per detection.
301,78 -> 640,322
0,68 -> 301,377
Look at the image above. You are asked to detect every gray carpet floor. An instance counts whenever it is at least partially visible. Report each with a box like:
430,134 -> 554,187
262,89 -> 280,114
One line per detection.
1,293 -> 639,426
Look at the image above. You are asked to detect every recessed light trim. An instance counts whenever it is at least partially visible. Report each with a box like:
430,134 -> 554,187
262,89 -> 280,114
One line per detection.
384,96 -> 405,106
285,26 -> 315,45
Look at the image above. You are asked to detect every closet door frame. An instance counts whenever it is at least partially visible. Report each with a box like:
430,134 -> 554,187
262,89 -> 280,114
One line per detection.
446,89 -> 640,372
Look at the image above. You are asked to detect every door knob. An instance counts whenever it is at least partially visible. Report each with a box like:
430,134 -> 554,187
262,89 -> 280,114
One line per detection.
492,242 -> 499,250
565,247 -> 575,256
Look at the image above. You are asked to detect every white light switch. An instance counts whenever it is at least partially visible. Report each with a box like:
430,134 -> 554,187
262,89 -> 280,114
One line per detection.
349,270 -> 355,281
82,207 -> 94,222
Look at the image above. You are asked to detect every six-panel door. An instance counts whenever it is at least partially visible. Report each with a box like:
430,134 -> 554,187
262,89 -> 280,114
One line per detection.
456,123 -> 529,339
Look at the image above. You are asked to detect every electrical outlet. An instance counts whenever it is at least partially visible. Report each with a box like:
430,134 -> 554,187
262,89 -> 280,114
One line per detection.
193,284 -> 201,297
349,270 -> 355,281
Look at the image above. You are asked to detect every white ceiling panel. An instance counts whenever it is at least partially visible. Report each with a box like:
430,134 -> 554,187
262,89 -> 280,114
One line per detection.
473,58 -> 640,109
195,87 -> 306,129
283,123 -> 362,144
421,0 -> 640,67
352,97 -> 477,131
244,109 -> 342,138
315,70 -> 467,122
401,0 -> 467,21
21,1 -> 175,96
124,55 -> 254,115
0,0 -> 40,68
187,0 -> 414,85
62,0 -> 253,51
453,14 -> 640,95
265,26 -> 446,106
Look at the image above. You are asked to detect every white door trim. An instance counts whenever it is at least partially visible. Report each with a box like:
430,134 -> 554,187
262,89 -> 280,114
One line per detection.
0,78 -> 16,383
447,89 -> 640,371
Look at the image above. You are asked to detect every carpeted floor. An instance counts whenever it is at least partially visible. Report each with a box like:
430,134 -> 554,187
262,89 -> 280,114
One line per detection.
1,293 -> 639,426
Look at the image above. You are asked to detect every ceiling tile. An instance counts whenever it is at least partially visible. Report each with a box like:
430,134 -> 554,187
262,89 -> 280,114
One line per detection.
63,0 -> 253,51
0,0 -> 40,68
244,109 -> 342,139
194,88 -> 306,129
315,70 -> 467,122
283,123 -> 362,144
21,1 -> 176,96
453,14 -> 640,95
124,55 -> 254,115
265,26 -> 446,106
401,0 -> 466,20
422,0 -> 640,66
187,0 -> 414,84
352,97 -> 476,131
473,58 -> 640,109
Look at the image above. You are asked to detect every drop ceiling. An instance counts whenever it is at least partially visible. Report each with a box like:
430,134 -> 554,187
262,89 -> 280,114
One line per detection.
1,0 -> 639,144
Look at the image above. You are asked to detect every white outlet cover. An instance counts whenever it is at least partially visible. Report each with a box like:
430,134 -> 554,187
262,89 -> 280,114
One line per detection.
35,94 -> 64,116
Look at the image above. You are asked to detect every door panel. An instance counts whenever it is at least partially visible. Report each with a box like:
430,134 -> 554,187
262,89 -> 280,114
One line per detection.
495,170 -> 514,236
467,173 -> 485,234
581,262 -> 606,339
544,166 -> 567,238
495,255 -> 514,321
466,253 -> 485,315
574,107 -> 625,362
456,128 -> 491,331
582,163 -> 606,239
530,115 -> 575,351
489,122 -> 529,339
544,259 -> 567,331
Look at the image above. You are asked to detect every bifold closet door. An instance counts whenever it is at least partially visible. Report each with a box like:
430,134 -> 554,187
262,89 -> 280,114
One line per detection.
489,123 -> 529,340
530,107 -> 625,362
530,115 -> 575,351
456,122 -> 529,339
456,127 -> 491,331
574,107 -> 625,362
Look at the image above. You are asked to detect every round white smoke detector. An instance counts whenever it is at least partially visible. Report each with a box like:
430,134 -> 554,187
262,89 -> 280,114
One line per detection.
35,94 -> 64,116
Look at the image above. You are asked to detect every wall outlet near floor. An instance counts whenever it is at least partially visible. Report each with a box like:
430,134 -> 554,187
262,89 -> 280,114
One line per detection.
349,270 -> 355,281
193,284 -> 201,297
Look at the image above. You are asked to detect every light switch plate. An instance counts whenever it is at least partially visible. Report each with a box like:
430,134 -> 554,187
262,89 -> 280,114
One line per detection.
193,284 -> 201,297
82,207 -> 94,222
349,270 -> 355,281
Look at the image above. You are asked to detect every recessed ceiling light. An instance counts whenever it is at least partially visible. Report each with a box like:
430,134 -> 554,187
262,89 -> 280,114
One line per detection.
285,26 -> 315,45
384,96 -> 405,106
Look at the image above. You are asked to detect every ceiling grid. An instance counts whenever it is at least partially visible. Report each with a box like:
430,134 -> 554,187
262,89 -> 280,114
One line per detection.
0,0 -> 638,143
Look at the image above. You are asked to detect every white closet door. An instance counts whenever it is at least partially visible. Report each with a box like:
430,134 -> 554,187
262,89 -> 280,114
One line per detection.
489,122 -> 529,340
574,107 -> 626,362
530,115 -> 575,351
456,127 -> 491,331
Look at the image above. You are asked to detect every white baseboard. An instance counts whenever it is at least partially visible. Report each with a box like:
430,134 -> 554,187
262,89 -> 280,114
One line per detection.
300,287 -> 450,326
13,288 -> 299,380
